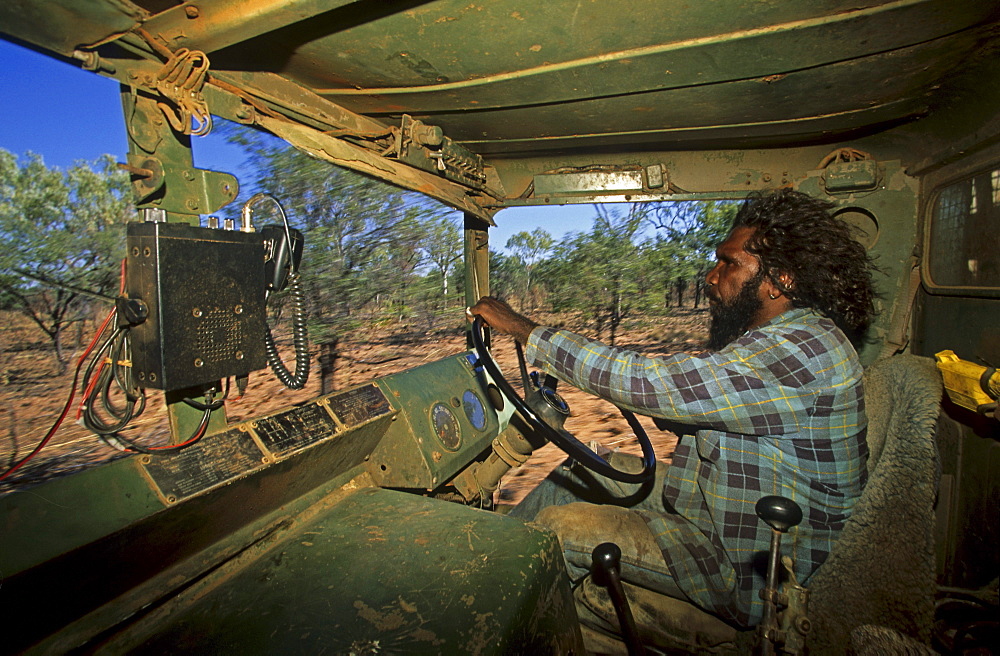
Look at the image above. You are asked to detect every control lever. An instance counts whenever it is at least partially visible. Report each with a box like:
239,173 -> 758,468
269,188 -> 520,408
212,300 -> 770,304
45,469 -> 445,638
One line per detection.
755,496 -> 803,655
591,542 -> 646,656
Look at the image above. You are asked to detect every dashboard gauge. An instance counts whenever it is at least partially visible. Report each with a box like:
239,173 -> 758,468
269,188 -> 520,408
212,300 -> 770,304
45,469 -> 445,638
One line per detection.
462,390 -> 488,430
431,403 -> 461,450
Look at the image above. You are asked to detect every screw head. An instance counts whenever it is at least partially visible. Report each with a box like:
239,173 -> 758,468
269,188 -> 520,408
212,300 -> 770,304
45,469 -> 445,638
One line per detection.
185,5 -> 200,18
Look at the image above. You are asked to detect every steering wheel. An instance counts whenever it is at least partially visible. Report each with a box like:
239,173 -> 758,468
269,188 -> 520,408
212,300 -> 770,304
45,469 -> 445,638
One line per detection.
471,317 -> 655,484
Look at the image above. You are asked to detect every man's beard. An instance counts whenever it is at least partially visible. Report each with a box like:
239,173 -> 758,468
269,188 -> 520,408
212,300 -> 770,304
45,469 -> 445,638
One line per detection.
707,270 -> 765,351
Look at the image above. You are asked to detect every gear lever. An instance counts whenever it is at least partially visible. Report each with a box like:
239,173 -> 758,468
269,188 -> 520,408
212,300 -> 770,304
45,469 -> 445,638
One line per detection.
755,496 -> 803,655
591,542 -> 646,656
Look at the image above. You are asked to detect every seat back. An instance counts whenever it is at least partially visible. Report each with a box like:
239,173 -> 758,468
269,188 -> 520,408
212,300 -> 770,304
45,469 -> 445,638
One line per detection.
805,354 -> 942,654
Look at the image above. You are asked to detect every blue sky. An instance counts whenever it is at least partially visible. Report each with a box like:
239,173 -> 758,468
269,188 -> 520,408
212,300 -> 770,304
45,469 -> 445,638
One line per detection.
0,38 -> 598,248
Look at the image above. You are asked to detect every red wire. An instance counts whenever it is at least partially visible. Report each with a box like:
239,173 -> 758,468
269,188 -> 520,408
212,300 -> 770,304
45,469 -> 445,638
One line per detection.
77,260 -> 128,419
147,413 -> 210,451
145,377 -> 228,451
0,306 -> 118,482
76,359 -> 110,421
0,260 -> 126,483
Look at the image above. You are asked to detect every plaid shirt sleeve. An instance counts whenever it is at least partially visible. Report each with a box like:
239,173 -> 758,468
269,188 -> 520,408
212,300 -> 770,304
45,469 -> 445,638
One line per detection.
525,311 -> 854,436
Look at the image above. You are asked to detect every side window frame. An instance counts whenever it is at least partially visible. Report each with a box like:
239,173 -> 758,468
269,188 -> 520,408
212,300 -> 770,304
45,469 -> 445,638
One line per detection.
922,163 -> 1000,298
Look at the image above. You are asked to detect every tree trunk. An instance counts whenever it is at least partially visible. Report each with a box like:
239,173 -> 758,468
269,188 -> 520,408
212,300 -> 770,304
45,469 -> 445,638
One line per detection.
52,324 -> 68,375
318,338 -> 339,395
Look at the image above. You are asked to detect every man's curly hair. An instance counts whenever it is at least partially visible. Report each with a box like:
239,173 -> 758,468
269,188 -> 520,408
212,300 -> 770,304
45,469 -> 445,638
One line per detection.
732,189 -> 877,342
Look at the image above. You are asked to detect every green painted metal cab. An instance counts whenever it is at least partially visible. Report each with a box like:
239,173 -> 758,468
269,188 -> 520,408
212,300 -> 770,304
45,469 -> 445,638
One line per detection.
1,1 -> 998,652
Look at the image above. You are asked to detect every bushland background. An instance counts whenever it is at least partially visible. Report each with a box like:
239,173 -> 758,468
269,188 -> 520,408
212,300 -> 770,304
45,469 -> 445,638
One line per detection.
0,125 -> 725,496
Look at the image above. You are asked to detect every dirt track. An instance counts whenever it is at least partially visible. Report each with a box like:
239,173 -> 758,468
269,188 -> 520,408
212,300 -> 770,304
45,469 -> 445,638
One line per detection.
0,308 -> 709,500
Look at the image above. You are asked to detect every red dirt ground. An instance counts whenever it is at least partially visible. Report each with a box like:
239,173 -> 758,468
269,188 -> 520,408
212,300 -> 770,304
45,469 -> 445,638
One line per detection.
0,308 -> 709,501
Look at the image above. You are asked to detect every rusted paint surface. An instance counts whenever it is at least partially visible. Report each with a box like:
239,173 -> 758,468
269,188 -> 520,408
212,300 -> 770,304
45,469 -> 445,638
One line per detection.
142,0 -> 359,54
259,116 -> 496,221
7,0 -> 998,163
117,487 -> 584,654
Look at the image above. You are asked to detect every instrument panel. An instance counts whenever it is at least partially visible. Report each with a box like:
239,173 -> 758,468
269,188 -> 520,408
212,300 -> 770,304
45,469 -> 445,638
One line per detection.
365,353 -> 501,490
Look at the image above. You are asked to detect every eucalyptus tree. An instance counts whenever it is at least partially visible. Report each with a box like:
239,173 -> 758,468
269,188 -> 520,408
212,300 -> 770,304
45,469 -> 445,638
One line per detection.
648,200 -> 735,306
421,215 -> 462,301
504,228 -> 554,310
0,150 -> 132,371
488,250 -> 525,304
546,204 -> 650,344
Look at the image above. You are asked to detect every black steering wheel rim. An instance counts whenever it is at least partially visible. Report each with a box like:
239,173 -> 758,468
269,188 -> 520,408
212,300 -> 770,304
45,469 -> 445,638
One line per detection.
471,317 -> 655,484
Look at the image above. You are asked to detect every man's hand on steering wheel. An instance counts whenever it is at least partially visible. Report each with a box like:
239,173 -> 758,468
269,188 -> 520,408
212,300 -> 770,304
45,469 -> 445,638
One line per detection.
467,297 -> 538,343
468,298 -> 655,484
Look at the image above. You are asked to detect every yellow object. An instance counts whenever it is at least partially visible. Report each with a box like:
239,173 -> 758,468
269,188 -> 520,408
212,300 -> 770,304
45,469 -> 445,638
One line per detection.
935,350 -> 1000,412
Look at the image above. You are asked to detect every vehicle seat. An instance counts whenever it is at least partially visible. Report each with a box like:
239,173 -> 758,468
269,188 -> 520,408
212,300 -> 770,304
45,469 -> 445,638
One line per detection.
806,354 -> 942,653
577,354 -> 943,655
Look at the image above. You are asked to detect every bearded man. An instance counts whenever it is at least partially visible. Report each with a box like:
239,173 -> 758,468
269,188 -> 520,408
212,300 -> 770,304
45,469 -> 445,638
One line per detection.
470,189 -> 877,638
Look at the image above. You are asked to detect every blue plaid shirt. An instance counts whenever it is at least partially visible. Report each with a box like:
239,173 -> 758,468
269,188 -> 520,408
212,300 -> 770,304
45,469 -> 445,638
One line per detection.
525,307 -> 868,626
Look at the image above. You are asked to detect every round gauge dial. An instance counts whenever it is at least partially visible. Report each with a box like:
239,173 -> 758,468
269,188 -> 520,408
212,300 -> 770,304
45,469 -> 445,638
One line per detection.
462,390 -> 488,430
431,403 -> 461,450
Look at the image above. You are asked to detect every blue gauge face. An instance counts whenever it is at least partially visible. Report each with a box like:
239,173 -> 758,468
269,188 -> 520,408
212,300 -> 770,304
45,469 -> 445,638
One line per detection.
462,390 -> 487,430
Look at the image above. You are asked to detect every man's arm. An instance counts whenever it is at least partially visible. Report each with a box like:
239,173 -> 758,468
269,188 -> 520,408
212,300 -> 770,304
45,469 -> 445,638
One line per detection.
468,297 -> 539,344
524,325 -> 834,437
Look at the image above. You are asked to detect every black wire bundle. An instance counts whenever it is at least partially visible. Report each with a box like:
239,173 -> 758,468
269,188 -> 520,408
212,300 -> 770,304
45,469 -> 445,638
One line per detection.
80,326 -> 146,442
80,320 -> 223,454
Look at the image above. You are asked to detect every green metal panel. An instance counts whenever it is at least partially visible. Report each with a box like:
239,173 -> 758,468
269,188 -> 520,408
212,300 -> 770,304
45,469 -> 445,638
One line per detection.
368,354 -> 500,489
0,456 -> 164,576
5,0 -> 999,167
797,160 -> 921,365
115,488 -> 584,654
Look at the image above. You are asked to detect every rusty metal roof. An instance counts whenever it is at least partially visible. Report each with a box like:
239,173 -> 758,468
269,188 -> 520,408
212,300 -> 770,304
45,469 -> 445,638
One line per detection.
4,1 -> 998,154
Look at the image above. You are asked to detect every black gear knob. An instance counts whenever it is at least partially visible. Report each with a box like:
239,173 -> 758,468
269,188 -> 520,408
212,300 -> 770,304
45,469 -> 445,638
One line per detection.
592,542 -> 622,583
755,496 -> 803,533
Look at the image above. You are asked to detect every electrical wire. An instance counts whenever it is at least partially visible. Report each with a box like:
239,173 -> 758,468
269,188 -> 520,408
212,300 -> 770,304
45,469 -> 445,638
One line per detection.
95,402 -> 212,454
79,332 -> 225,454
2,254 -> 224,484
79,327 -> 146,437
263,272 -> 310,389
0,303 -> 119,482
243,192 -> 310,390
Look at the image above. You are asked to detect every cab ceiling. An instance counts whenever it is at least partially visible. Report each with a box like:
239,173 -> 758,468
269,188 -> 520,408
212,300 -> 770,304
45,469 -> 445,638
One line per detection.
5,0 -> 1000,157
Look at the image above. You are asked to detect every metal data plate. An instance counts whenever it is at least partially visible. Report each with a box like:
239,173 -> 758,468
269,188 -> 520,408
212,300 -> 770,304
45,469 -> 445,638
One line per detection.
533,169 -> 645,196
139,428 -> 266,503
327,384 -> 392,428
252,402 -> 339,458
